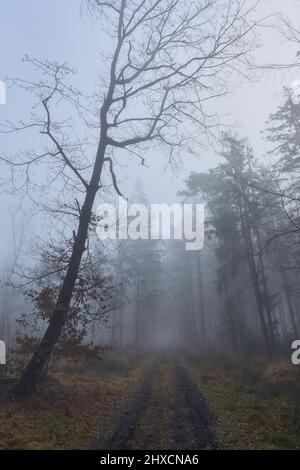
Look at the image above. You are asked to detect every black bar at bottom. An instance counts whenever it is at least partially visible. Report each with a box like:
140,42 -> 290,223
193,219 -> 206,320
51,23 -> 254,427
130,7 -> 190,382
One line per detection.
0,449 -> 297,466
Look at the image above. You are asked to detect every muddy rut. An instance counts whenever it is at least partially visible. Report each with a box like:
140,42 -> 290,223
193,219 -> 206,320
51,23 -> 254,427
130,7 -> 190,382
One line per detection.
103,355 -> 217,450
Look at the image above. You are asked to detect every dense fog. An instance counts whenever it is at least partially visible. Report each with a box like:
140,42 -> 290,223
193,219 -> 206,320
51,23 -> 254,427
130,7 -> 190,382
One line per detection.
0,0 -> 300,388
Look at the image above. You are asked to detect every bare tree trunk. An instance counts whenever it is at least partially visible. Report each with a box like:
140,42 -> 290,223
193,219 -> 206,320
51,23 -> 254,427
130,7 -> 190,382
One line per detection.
15,141 -> 106,396
135,259 -> 141,351
281,270 -> 299,337
278,294 -> 288,341
255,227 -> 277,349
184,253 -> 197,346
222,274 -> 239,352
14,2 -> 128,396
197,253 -> 207,348
239,205 -> 272,358
119,308 -> 124,347
111,312 -> 118,347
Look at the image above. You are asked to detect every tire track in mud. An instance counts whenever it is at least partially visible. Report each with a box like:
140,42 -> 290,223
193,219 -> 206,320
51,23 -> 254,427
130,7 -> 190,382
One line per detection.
104,359 -> 158,450
104,355 -> 217,450
173,356 -> 217,450
171,358 -> 195,449
129,357 -> 176,450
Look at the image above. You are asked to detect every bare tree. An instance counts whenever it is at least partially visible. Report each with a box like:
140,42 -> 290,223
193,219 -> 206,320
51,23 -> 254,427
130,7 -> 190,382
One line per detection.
263,13 -> 300,70
1,0 -> 257,396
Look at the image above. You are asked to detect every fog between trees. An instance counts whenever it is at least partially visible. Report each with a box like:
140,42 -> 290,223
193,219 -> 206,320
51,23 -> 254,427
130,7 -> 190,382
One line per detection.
0,1 -> 299,396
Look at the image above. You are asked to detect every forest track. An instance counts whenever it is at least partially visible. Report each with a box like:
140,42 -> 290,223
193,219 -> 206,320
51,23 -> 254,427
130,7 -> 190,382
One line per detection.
172,355 -> 217,449
103,354 -> 217,450
104,358 -> 158,450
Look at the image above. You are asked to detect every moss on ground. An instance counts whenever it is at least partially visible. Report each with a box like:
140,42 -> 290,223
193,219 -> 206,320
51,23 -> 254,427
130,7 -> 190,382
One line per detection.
0,353 -> 149,450
2,353 -> 299,450
184,356 -> 300,450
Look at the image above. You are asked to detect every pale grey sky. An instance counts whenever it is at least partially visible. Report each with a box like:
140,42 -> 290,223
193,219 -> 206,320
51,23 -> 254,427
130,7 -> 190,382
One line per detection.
0,0 -> 299,262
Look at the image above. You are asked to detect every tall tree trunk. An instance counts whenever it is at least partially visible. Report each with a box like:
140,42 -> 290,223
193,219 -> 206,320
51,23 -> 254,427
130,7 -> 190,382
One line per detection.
281,270 -> 299,337
15,7 -> 125,396
184,253 -> 197,345
239,205 -> 272,358
197,252 -> 207,348
278,294 -> 288,341
111,311 -> 118,347
15,139 -> 107,397
119,308 -> 124,347
135,259 -> 141,351
255,227 -> 277,349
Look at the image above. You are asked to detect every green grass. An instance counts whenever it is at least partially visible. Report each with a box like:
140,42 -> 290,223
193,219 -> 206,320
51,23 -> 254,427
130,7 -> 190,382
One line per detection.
184,356 -> 300,450
0,353 -> 149,450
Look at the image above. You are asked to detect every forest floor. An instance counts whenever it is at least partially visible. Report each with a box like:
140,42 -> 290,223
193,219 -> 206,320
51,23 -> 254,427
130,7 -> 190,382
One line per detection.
0,351 -> 300,450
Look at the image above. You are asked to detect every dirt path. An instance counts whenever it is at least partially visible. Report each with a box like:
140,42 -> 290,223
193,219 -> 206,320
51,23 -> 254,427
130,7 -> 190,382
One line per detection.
104,359 -> 158,450
173,356 -> 217,449
104,355 -> 217,450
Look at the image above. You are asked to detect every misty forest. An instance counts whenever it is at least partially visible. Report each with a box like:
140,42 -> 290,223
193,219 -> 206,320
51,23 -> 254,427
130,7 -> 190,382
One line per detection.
1,0 -> 300,451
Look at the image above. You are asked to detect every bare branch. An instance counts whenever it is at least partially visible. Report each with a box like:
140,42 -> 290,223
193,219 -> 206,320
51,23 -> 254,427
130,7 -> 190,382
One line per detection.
103,157 -> 127,199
